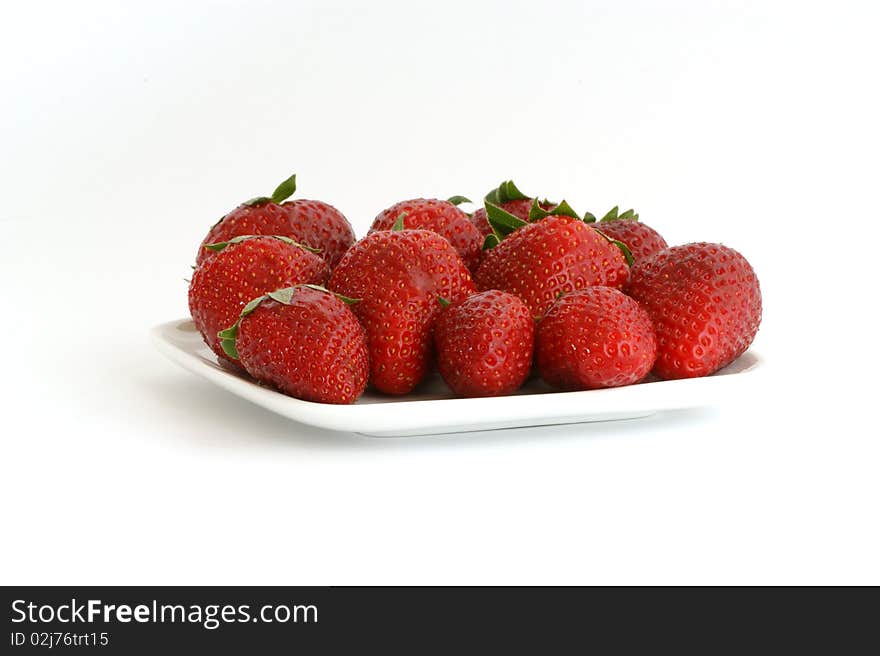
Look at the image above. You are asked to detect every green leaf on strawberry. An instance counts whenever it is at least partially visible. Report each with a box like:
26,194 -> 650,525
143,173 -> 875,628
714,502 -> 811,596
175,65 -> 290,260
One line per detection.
598,206 -> 639,222
217,323 -> 241,359
485,201 -> 528,238
482,233 -> 501,250
582,206 -> 639,225
218,284 -> 360,359
601,206 -> 619,222
484,180 -> 530,205
242,196 -> 272,207
527,198 -> 580,221
241,172 -> 298,207
592,228 -> 635,266
270,173 -> 297,203
203,234 -> 321,254
298,284 -> 360,305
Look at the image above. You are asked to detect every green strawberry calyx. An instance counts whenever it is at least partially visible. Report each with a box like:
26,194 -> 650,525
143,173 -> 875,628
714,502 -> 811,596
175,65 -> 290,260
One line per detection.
446,195 -> 473,207
481,195 -> 637,266
482,201 -> 528,250
583,207 -> 640,264
483,196 -> 585,250
482,233 -> 501,250
592,228 -> 635,266
527,198 -> 580,221
203,234 -> 321,254
484,179 -> 530,205
583,206 -> 640,224
242,172 -> 298,207
210,173 -> 299,229
482,197 -> 578,249
391,213 -> 407,231
218,285 -> 360,360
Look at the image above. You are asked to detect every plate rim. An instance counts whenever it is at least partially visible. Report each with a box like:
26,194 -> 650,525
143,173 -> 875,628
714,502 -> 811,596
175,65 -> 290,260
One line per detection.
151,318 -> 763,436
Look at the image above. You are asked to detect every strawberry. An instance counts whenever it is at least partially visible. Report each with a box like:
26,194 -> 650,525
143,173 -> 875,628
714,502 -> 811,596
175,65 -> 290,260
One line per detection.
627,243 -> 762,379
584,206 -> 668,264
188,235 -> 328,364
217,285 -> 368,404
434,290 -> 534,397
328,224 -> 475,395
536,286 -> 657,390
474,200 -> 632,319
197,173 -> 355,268
469,180 -> 554,236
369,197 -> 483,271
282,198 -> 355,269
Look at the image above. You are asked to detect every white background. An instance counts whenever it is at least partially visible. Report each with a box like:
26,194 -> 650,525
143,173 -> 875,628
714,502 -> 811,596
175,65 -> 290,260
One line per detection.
1,0 -> 878,584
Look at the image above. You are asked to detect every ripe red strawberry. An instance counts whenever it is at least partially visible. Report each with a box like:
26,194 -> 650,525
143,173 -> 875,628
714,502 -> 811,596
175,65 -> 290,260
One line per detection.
469,180 -> 554,236
217,285 -> 368,404
370,197 -> 483,271
282,199 -> 355,269
434,290 -> 534,397
627,243 -> 762,379
188,235 -> 328,364
585,207 -> 668,264
536,286 -> 657,390
196,173 -> 355,268
474,201 -> 631,319
328,227 -> 475,395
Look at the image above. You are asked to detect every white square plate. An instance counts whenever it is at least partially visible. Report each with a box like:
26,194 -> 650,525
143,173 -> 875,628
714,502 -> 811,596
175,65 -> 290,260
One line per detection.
152,319 -> 763,437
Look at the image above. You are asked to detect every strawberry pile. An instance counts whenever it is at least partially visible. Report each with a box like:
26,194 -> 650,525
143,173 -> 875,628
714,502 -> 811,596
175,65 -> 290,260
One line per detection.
188,174 -> 762,404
